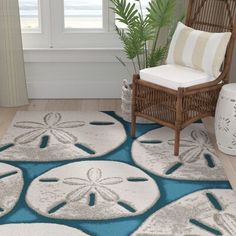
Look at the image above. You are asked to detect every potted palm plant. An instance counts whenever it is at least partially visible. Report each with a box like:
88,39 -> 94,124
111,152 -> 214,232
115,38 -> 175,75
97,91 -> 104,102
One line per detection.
110,0 -> 184,122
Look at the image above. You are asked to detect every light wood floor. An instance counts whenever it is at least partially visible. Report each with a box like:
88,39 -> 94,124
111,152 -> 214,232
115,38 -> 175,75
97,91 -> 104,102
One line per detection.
0,99 -> 236,193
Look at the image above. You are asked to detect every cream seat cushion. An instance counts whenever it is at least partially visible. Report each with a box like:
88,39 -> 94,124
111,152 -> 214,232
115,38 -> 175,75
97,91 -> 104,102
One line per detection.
140,64 -> 215,90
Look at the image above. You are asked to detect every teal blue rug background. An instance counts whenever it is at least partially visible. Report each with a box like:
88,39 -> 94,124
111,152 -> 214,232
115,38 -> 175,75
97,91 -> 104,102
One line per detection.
0,112 -> 231,236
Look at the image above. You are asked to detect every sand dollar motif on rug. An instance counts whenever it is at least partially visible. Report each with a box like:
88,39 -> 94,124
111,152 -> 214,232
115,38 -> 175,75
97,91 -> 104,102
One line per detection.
0,163 -> 23,218
132,189 -> 236,236
26,161 -> 160,220
132,123 -> 227,180
0,111 -> 126,162
115,111 -> 154,124
0,223 -> 89,236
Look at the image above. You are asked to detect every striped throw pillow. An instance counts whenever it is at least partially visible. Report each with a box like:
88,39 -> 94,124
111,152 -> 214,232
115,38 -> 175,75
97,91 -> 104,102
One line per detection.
166,22 -> 231,78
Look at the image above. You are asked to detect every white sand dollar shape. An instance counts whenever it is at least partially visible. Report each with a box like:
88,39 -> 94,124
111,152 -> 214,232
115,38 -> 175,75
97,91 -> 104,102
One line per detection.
0,163 -> 23,217
26,161 -> 160,220
132,189 -> 236,236
0,111 -> 126,162
0,223 -> 89,236
132,123 -> 226,180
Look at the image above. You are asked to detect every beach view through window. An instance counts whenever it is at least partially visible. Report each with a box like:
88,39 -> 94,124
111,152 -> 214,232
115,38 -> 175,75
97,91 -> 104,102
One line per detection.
19,0 -> 40,31
18,0 -> 150,31
64,0 -> 103,29
19,0 -> 103,30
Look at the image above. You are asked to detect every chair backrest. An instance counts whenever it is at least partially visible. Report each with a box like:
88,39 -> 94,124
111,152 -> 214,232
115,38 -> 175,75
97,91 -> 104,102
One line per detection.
186,0 -> 236,82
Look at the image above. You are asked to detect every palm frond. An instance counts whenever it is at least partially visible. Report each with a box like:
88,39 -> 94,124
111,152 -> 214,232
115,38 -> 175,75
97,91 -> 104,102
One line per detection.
147,0 -> 176,28
110,0 -> 139,27
110,0 -> 184,73
115,26 -> 140,60
148,46 -> 168,67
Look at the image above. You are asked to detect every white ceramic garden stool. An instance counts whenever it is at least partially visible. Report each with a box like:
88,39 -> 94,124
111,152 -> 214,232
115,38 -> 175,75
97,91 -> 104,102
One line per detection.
215,83 -> 236,155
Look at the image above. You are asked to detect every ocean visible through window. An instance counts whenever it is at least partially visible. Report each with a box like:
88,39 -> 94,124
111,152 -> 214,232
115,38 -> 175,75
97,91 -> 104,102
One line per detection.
64,0 -> 103,29
19,0 -> 149,31
19,0 -> 39,31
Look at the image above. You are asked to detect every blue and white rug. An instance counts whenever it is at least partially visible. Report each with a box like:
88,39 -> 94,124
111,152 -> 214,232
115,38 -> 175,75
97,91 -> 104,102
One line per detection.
132,123 -> 226,181
0,111 -> 235,236
0,111 -> 126,162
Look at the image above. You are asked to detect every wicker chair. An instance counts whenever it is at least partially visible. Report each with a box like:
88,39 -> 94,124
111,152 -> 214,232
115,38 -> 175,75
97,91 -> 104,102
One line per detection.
131,0 -> 236,156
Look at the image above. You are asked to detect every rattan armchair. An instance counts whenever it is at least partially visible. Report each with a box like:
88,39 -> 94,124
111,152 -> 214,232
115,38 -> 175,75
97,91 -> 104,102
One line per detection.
131,0 -> 236,156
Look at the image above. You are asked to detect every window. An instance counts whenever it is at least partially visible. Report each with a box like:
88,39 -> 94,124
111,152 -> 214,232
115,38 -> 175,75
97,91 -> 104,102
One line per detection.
19,0 -> 40,32
19,0 -> 121,48
64,0 -> 103,29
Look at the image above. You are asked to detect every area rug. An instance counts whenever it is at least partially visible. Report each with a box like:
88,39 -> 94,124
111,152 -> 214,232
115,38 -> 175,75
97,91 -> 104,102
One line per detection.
132,123 -> 226,181
0,111 -> 235,236
0,111 -> 126,162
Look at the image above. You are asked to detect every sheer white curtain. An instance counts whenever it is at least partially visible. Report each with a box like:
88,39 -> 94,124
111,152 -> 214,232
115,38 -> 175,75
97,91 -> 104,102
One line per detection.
0,0 -> 28,107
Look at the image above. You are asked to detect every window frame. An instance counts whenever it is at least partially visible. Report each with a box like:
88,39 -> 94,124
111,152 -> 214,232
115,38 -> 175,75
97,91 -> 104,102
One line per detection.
21,0 -> 52,48
19,0 -> 41,33
21,0 -> 122,49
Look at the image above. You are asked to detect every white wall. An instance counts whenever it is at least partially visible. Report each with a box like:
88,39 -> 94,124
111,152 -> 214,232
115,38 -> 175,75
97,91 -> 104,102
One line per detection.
24,49 -> 132,99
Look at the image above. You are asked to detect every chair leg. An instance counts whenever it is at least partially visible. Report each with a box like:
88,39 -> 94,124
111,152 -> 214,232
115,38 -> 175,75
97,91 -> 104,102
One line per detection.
174,128 -> 181,156
174,88 -> 184,156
